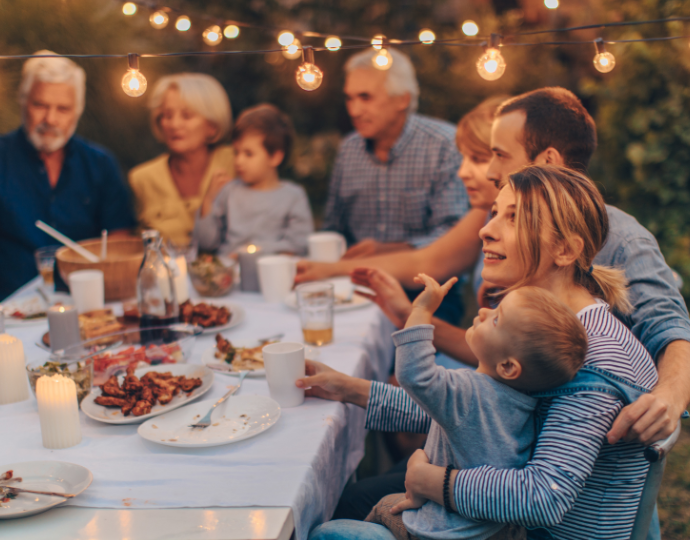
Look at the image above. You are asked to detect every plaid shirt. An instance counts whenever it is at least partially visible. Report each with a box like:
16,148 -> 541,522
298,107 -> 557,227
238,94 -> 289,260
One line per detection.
323,114 -> 467,248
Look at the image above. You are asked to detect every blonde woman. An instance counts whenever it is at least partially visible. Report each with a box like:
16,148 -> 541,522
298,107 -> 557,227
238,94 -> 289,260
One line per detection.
304,166 -> 658,540
129,73 -> 234,244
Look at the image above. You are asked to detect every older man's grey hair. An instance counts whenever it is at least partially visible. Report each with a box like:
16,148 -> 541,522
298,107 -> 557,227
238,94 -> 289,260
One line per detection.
19,50 -> 86,116
344,48 -> 420,113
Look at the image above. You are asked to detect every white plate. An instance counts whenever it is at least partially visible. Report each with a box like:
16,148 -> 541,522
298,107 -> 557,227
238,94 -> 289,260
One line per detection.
185,301 -> 245,335
0,461 -> 92,519
284,278 -> 372,312
80,364 -> 214,425
201,341 -> 266,377
3,293 -> 73,327
137,395 -> 281,448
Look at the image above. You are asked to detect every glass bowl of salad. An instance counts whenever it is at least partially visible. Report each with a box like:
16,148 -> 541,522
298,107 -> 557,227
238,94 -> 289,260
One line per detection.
189,254 -> 235,297
26,358 -> 93,403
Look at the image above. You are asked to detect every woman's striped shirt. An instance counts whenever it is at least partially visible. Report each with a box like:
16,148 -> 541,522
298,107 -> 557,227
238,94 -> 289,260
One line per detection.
364,302 -> 658,540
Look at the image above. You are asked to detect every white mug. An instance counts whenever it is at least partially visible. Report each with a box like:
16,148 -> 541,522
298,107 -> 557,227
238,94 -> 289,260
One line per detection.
262,342 -> 305,408
257,255 -> 297,303
68,270 -> 105,313
308,232 -> 346,263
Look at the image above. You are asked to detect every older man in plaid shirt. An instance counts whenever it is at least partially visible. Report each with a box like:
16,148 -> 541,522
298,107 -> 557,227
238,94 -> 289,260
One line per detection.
322,47 -> 468,322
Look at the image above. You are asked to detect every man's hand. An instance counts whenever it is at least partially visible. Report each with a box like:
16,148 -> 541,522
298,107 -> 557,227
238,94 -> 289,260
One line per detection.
607,390 -> 680,445
295,360 -> 371,408
200,171 -> 233,218
342,238 -> 381,260
295,260 -> 336,284
351,267 -> 413,329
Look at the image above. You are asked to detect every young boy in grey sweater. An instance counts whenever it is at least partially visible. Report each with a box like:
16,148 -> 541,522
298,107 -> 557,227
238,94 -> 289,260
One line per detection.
365,275 -> 588,540
194,104 -> 314,256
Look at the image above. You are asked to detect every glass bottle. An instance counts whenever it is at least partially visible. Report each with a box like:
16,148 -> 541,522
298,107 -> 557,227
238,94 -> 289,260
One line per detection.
137,230 -> 179,339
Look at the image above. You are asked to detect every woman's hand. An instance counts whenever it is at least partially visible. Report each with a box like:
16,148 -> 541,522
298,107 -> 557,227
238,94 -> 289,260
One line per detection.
390,450 -> 432,514
295,360 -> 371,408
407,274 -> 458,327
200,171 -> 233,218
350,268 -> 413,329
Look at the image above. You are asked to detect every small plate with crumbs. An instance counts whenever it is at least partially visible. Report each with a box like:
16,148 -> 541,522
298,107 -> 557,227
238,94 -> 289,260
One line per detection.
137,395 -> 281,448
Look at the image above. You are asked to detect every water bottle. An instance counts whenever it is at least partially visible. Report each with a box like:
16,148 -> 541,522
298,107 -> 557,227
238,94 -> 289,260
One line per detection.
137,230 -> 179,340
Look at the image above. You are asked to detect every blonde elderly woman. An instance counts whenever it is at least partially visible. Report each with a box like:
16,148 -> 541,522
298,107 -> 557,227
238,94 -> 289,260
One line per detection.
129,73 -> 234,244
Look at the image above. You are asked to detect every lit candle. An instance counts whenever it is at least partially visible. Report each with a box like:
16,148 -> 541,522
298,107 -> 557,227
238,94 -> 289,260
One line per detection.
173,255 -> 189,304
47,305 -> 81,352
36,375 -> 82,449
0,334 -> 29,405
238,244 -> 261,292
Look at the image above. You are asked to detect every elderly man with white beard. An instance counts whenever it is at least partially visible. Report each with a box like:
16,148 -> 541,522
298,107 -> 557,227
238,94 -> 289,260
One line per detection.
0,51 -> 135,299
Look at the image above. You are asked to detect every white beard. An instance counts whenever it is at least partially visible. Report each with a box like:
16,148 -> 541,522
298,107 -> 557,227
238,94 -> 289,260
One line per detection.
26,122 -> 76,154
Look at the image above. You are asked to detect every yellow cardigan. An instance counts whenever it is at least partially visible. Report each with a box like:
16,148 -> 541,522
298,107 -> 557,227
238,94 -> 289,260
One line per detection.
128,146 -> 234,244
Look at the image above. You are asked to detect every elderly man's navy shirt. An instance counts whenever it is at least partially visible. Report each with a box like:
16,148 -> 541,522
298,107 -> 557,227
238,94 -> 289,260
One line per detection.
0,128 -> 135,299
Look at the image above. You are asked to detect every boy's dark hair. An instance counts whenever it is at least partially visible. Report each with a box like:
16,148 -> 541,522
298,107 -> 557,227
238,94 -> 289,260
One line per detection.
496,87 -> 597,173
232,103 -> 294,165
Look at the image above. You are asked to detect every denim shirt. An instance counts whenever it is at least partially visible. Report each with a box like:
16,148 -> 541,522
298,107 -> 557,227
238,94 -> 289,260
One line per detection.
595,205 -> 690,360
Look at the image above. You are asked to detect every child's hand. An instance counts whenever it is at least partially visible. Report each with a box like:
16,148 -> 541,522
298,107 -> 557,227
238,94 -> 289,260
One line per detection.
404,274 -> 457,328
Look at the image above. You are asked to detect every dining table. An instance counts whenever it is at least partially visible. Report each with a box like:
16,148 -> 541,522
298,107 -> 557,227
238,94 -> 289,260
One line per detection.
0,277 -> 397,540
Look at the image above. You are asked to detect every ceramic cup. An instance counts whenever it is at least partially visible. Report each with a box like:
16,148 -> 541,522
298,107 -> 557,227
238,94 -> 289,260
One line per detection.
68,270 -> 104,313
257,255 -> 297,303
308,232 -> 346,263
262,342 -> 305,408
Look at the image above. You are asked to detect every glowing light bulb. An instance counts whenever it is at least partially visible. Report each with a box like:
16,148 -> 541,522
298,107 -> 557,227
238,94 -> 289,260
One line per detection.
278,31 -> 295,47
419,29 -> 436,44
544,0 -> 559,8
593,38 -> 615,73
593,51 -> 615,73
296,47 -> 323,91
224,24 -> 240,39
175,15 -> 191,32
122,54 -> 147,97
149,11 -> 168,29
371,35 -> 385,50
325,36 -> 341,51
476,48 -> 506,81
122,2 -> 137,16
282,38 -> 302,60
203,25 -> 222,46
462,20 -> 479,36
373,48 -> 393,70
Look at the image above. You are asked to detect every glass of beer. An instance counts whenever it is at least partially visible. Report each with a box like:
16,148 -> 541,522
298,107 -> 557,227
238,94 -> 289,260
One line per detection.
296,282 -> 334,346
34,245 -> 61,292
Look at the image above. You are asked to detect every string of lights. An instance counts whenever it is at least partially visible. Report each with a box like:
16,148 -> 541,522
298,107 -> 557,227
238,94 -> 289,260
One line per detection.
1,0 -> 688,93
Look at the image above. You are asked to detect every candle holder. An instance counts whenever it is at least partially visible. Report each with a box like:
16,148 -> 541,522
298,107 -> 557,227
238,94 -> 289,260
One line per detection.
36,375 -> 82,449
238,244 -> 261,292
0,334 -> 30,405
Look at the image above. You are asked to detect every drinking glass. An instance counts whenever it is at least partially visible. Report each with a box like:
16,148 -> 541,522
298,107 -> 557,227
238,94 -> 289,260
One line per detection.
296,282 -> 334,346
34,245 -> 61,292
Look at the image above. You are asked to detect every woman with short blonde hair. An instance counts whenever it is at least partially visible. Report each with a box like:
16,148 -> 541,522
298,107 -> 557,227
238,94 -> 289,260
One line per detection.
129,73 -> 234,244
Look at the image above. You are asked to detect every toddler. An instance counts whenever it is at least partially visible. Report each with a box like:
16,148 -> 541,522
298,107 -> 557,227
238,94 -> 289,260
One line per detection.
365,275 -> 588,540
194,103 -> 314,255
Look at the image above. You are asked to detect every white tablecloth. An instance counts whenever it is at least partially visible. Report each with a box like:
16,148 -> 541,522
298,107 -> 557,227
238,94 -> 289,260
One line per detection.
0,281 -> 396,540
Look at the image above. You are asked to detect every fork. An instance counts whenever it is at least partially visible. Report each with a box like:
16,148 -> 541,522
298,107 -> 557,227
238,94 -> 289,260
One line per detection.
189,371 -> 248,429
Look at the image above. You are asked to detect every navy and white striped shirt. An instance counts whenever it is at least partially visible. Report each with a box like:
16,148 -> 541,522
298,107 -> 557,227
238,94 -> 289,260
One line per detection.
322,114 -> 468,248
365,302 -> 658,540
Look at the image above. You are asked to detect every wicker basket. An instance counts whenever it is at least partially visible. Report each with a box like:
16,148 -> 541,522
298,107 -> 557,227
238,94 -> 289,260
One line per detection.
56,237 -> 144,302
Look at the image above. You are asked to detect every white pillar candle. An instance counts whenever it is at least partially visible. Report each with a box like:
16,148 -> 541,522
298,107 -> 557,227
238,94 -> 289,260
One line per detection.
173,255 -> 189,304
0,334 -> 29,405
36,375 -> 82,449
47,305 -> 81,352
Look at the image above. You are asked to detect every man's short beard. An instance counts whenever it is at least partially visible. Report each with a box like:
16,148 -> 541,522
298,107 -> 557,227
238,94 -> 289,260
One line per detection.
26,122 -> 76,154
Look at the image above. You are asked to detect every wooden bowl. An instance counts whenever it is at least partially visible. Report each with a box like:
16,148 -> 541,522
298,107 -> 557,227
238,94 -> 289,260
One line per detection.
56,237 -> 144,302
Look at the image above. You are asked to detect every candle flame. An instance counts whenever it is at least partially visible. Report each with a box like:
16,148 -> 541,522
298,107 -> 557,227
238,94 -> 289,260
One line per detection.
59,306 -> 65,313
247,245 -> 257,254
